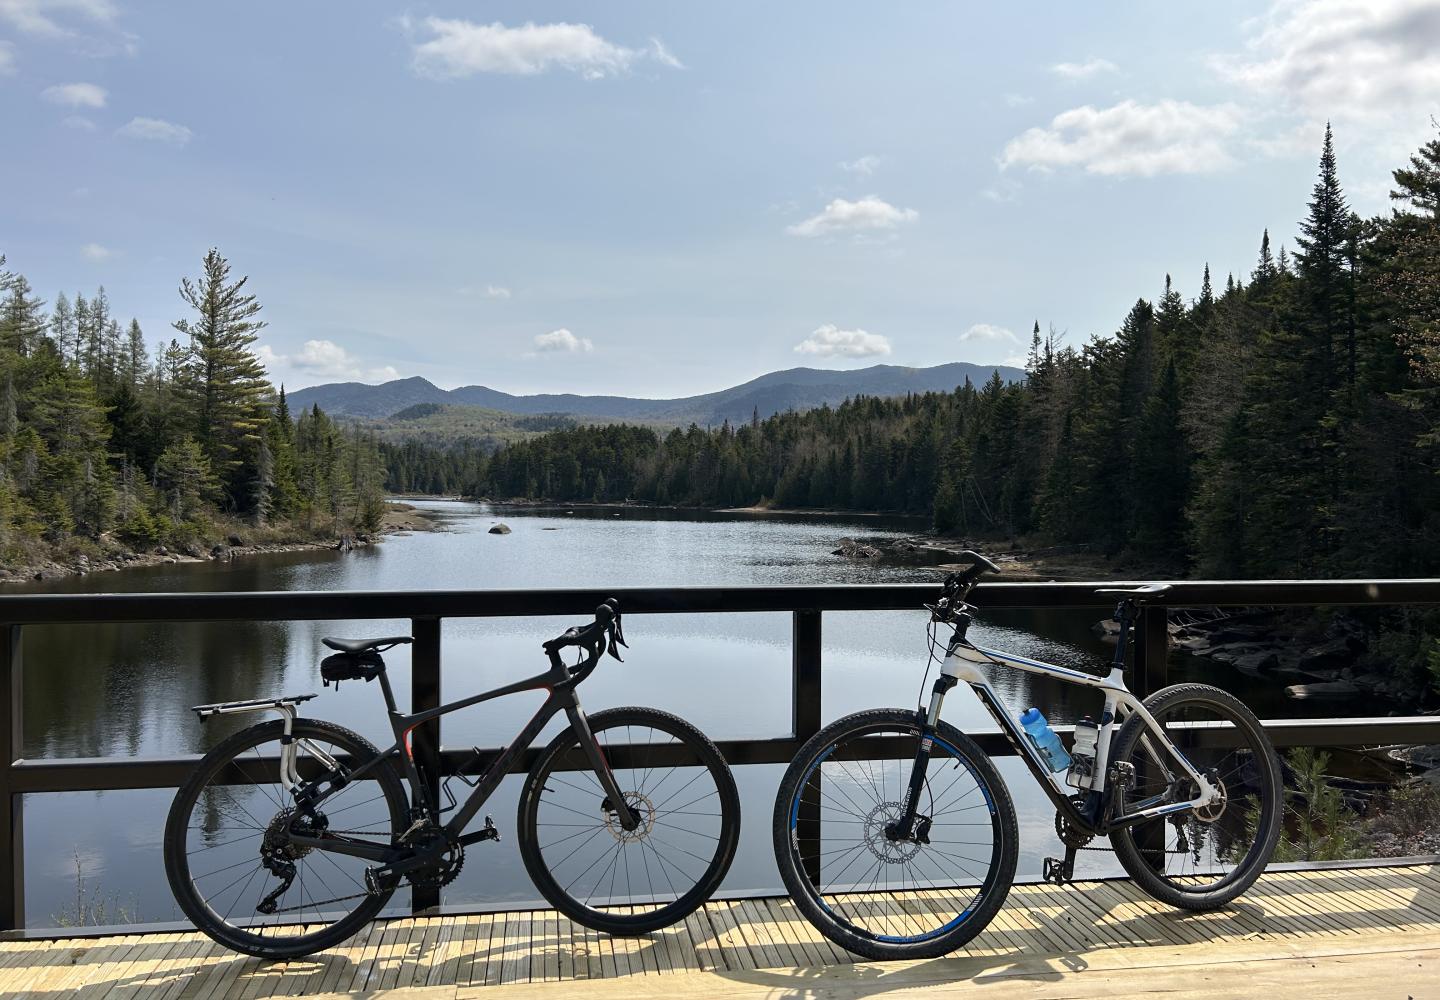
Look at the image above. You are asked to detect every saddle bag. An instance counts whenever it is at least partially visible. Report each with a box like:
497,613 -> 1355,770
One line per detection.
320,650 -> 385,687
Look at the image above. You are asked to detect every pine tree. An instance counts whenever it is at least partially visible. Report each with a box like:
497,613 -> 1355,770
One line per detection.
173,249 -> 271,512
50,293 -> 77,363
1253,229 -> 1276,285
0,276 -> 47,357
1294,123 -> 1352,397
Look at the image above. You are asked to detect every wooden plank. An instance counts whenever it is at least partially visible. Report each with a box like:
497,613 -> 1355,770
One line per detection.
702,900 -> 757,971
682,907 -> 726,972
497,911 -> 531,985
469,913 -> 502,988
467,938 -> 1440,999
732,898 -> 789,969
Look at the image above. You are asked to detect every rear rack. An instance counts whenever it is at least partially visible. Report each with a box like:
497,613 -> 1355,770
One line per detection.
191,693 -> 317,720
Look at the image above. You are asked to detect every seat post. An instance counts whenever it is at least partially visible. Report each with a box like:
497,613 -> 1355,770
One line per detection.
1111,600 -> 1136,670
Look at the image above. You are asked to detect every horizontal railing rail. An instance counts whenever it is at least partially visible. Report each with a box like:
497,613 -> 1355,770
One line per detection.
3,579 -> 1439,932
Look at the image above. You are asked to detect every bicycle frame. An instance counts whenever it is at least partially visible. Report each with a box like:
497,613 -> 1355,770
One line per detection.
899,610 -> 1221,840
283,646 -> 639,868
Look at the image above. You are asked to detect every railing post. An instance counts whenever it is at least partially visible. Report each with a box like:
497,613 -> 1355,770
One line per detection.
1,625 -> 23,931
1132,607 -> 1169,871
792,610 -> 822,887
410,616 -> 442,913
1133,606 -> 1169,702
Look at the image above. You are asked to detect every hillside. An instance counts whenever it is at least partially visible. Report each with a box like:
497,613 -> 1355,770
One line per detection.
288,362 -> 1027,425
355,404 -> 575,448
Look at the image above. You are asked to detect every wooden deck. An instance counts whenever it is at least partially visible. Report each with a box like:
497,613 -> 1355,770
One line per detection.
1,862 -> 1436,999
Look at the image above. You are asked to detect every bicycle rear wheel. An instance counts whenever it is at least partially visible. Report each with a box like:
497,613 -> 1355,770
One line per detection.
163,718 -> 409,959
1108,683 -> 1282,909
773,709 -> 1017,960
517,706 -> 741,934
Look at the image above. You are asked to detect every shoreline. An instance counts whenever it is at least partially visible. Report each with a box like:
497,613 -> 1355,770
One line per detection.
0,501 -> 444,586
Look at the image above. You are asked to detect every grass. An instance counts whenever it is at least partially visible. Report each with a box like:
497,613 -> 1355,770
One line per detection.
51,850 -> 140,928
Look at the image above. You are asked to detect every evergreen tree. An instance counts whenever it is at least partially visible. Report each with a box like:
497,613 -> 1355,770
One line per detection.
172,249 -> 271,512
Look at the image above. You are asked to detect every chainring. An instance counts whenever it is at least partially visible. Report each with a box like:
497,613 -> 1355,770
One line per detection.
403,825 -> 466,890
1055,799 -> 1095,849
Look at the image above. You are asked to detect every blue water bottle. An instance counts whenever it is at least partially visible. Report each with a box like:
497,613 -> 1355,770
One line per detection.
1020,708 -> 1071,772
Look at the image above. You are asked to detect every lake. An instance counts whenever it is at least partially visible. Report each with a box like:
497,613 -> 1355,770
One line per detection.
11,500 -> 1332,926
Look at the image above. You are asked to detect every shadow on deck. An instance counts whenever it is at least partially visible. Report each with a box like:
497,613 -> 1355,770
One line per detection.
1,862 -> 1436,998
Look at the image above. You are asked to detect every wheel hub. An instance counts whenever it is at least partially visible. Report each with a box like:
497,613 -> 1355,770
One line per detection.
604,792 -> 656,843
1193,771 -> 1229,823
262,808 -> 318,861
864,802 -> 922,863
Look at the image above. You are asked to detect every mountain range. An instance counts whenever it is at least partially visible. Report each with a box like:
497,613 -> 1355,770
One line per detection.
287,362 -> 1027,428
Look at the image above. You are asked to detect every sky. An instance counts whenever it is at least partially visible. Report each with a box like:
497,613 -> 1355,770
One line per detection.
3,1 -> 1439,397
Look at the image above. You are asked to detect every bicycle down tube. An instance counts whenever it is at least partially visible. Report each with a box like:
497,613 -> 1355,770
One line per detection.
933,639 -> 1221,833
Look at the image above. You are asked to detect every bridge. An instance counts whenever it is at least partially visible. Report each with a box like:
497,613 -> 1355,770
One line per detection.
2,580 -> 1438,997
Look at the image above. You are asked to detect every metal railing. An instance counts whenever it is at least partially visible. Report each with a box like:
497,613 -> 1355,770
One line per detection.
3,579 -> 1439,932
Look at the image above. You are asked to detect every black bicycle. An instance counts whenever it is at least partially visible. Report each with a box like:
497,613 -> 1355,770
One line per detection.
163,600 -> 741,959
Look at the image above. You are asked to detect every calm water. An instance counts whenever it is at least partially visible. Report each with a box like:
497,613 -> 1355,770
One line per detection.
12,500 -> 1321,925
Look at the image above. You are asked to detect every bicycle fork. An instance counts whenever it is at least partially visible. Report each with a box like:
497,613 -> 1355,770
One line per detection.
886,675 -> 958,844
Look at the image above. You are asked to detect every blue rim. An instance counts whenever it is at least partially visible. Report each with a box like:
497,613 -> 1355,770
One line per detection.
790,730 -> 998,944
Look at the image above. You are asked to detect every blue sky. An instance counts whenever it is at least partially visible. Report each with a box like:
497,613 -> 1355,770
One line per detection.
3,1 -> 1439,396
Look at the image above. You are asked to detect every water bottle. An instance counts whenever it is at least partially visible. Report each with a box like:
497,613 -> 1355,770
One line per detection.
1020,708 -> 1071,773
1067,716 -> 1099,789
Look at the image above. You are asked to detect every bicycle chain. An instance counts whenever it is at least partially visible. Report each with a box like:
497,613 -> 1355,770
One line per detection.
261,829 -> 395,915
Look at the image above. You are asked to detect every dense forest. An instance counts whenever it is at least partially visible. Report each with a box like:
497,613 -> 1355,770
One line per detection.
472,126 -> 1440,586
0,248 -> 387,569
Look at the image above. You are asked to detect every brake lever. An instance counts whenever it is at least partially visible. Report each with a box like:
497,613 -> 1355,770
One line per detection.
605,613 -> 627,662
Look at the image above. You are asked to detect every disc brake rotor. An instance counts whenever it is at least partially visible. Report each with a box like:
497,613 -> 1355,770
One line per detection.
604,792 -> 656,843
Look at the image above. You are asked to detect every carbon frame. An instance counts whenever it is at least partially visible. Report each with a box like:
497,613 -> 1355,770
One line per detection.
285,646 -> 637,867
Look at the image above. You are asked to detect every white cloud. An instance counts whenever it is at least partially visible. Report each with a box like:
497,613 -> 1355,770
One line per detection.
117,116 -> 192,145
41,81 -> 106,108
1003,93 -> 1034,107
786,196 -> 919,238
1051,58 -> 1119,80
1000,100 -> 1244,176
981,178 -> 1022,203
840,154 -> 881,176
258,340 -> 399,384
61,114 -> 95,130
0,0 -> 117,38
459,283 -> 511,299
1213,0 -> 1440,127
0,41 -> 15,74
794,324 -> 892,359
410,19 -> 681,80
80,242 -> 110,260
960,323 -> 1022,346
532,328 -> 594,354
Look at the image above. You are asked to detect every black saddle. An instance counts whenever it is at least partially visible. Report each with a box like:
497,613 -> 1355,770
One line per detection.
321,635 -> 413,654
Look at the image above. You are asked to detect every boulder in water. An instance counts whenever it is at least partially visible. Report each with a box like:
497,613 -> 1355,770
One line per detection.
489,523 -> 512,535
832,537 -> 881,558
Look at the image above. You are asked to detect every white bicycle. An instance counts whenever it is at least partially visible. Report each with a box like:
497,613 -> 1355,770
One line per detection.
773,551 -> 1283,960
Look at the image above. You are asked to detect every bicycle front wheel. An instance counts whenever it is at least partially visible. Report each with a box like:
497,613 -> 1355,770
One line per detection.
163,718 -> 410,959
517,706 -> 741,935
773,709 -> 1018,960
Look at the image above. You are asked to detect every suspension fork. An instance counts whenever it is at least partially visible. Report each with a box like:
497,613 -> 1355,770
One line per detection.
888,675 -> 957,841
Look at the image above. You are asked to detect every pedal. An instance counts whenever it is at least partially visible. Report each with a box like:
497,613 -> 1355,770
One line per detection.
477,815 -> 500,843
1043,850 -> 1076,886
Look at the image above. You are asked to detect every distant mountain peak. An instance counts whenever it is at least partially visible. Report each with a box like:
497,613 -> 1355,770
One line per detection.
288,361 -> 1026,424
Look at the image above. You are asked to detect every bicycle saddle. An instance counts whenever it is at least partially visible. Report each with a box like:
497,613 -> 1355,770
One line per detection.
1093,585 -> 1172,598
321,635 -> 413,654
